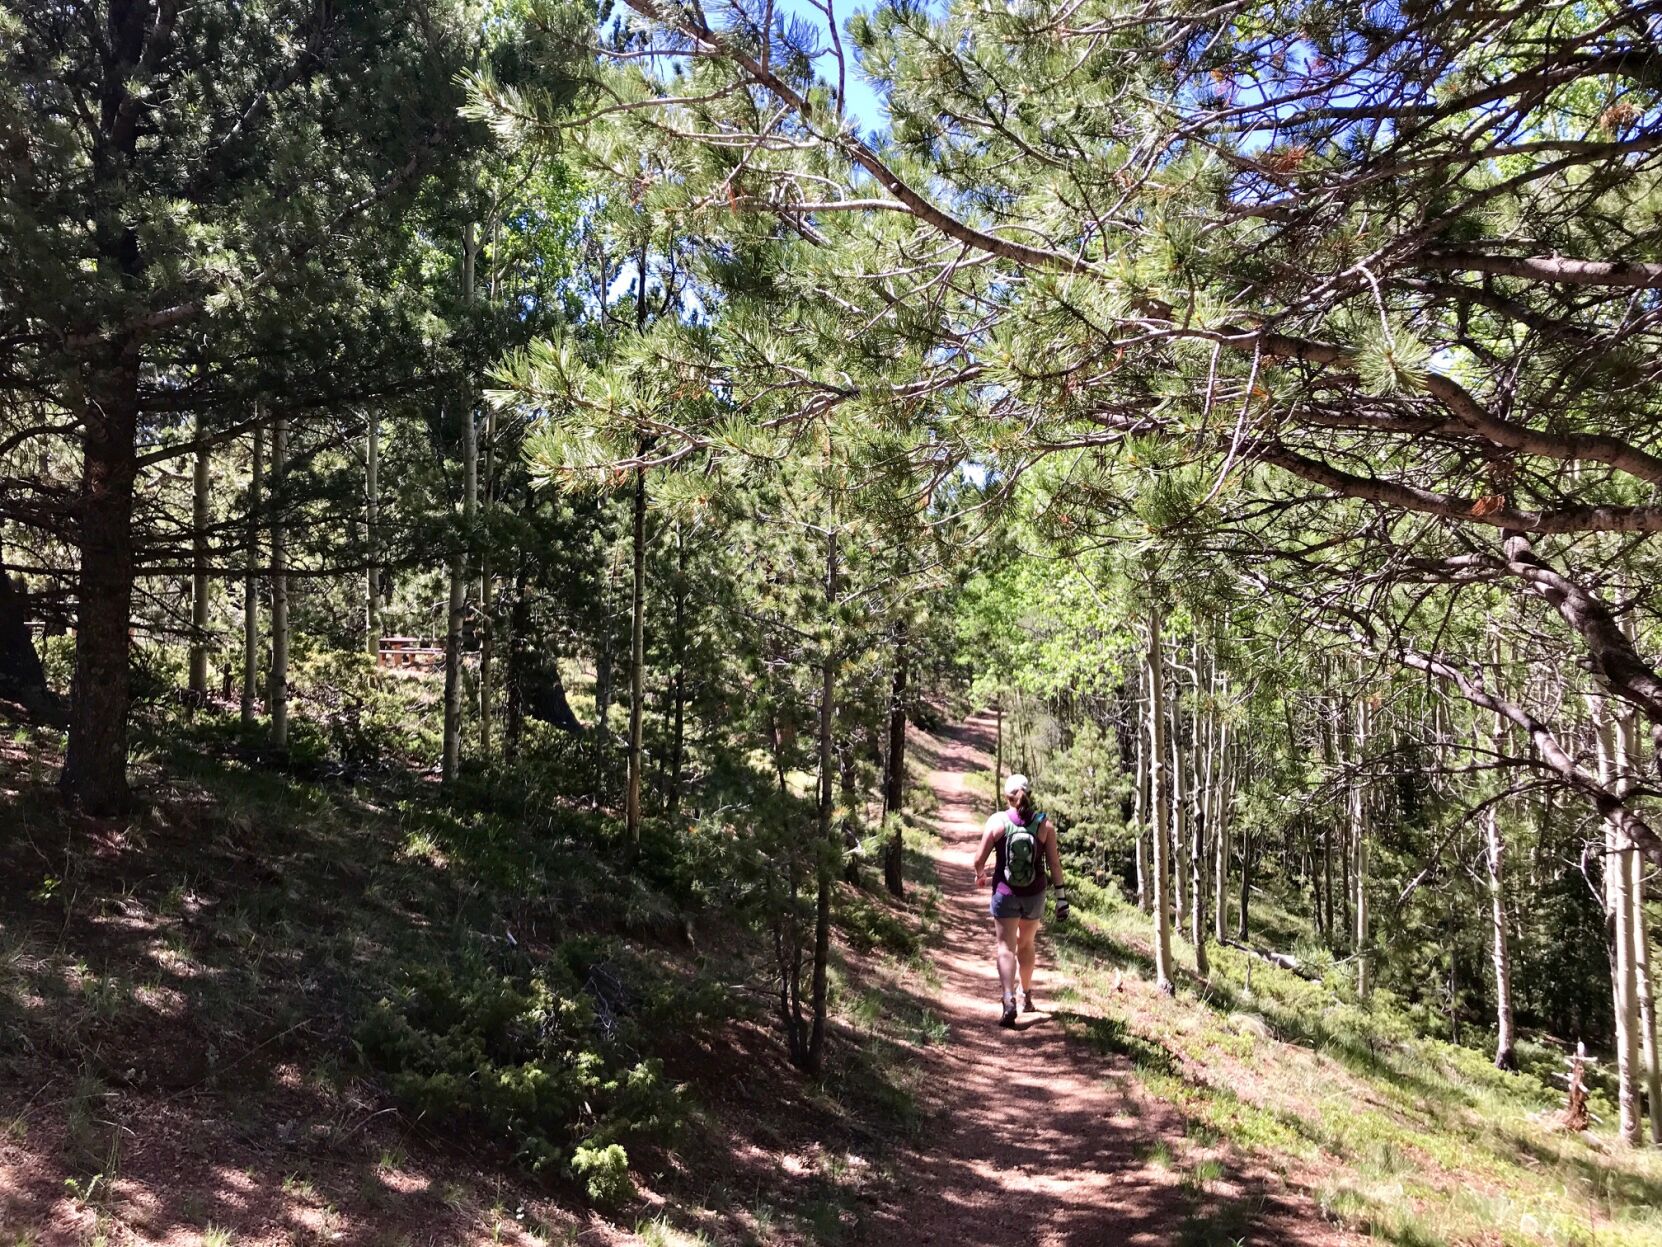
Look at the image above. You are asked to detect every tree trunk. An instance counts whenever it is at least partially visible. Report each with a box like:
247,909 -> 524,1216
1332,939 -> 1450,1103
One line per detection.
1190,739 -> 1208,975
668,524 -> 687,815
1617,607 -> 1662,1142
1631,839 -> 1661,1144
806,526 -> 839,1074
1146,613 -> 1175,995
505,553 -> 530,760
1133,693 -> 1150,912
62,8 -> 145,814
1213,720 -> 1232,942
62,337 -> 141,813
365,407 -> 380,658
1485,797 -> 1517,1070
269,410 -> 290,753
478,409 -> 495,761
1171,670 -> 1189,935
1485,673 -> 1518,1071
994,698 -> 1003,792
1353,697 -> 1371,1001
0,570 -> 53,716
188,419 -> 211,695
441,401 -> 469,783
241,424 -> 262,728
883,619 -> 909,897
626,460 -> 647,842
1600,696 -> 1644,1144
443,226 -> 481,785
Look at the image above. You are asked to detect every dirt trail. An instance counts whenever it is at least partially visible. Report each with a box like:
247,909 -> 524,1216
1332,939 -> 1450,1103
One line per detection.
858,712 -> 1350,1247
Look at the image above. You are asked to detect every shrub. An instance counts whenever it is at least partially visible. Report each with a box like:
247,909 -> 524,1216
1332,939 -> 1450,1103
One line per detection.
571,1142 -> 633,1206
355,942 -> 687,1194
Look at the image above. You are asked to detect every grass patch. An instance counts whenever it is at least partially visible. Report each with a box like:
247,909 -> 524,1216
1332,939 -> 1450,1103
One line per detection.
1052,887 -> 1662,1247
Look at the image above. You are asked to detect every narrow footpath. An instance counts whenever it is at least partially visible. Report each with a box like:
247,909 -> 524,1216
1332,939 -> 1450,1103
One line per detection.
858,712 -> 1352,1247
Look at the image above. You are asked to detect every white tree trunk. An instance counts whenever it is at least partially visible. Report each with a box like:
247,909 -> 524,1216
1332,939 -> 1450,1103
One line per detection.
1631,838 -> 1660,1144
1189,647 -> 1207,974
1485,795 -> 1517,1070
1213,713 -> 1232,943
1146,613 -> 1175,995
1133,693 -> 1149,912
1486,655 -> 1517,1071
1352,696 -> 1370,1001
1595,694 -> 1642,1145
1171,668 -> 1189,933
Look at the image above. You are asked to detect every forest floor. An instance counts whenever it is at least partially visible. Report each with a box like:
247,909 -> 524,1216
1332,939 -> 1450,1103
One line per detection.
7,707 -> 1662,1247
859,711 -> 1358,1247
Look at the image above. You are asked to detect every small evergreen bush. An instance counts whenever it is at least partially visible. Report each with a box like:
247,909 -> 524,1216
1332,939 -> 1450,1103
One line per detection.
355,940 -> 691,1196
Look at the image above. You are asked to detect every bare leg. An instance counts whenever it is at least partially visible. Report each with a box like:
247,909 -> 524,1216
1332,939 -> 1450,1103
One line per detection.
1017,918 -> 1042,995
994,917 -> 1021,1001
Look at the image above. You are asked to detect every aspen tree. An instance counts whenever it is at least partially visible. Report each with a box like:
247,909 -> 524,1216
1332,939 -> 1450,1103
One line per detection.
1146,610 -> 1175,995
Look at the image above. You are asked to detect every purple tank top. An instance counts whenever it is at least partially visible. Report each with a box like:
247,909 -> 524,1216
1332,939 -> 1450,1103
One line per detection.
994,810 -> 1048,898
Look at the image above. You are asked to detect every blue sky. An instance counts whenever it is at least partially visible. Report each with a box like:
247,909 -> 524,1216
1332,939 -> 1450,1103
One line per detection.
775,0 -> 889,134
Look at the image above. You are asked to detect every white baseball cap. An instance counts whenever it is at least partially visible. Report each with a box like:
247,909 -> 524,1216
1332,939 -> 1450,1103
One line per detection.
1003,773 -> 1031,796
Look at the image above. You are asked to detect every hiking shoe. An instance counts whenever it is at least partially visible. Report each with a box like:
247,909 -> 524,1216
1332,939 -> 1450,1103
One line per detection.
1022,991 -> 1038,1013
999,999 -> 1018,1028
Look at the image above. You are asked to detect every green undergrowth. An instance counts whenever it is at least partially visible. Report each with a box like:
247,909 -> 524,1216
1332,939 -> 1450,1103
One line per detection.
0,710 -> 945,1240
1053,881 -> 1662,1246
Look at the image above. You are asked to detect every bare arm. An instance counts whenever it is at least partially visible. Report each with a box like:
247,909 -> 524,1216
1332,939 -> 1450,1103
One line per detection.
1043,818 -> 1065,888
972,815 -> 1004,886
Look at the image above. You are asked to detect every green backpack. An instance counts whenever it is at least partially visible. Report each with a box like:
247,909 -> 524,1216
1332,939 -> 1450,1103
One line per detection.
1003,811 -> 1043,889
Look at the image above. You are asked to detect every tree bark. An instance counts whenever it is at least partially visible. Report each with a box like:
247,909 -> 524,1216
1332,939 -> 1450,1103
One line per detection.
0,570 -> 53,716
1133,699 -> 1150,912
365,407 -> 380,658
1213,717 -> 1232,942
1601,696 -> 1644,1144
1485,794 -> 1517,1069
625,232 -> 653,841
188,418 -> 212,695
269,410 -> 290,753
1171,669 -> 1189,935
1190,715 -> 1209,976
668,523 -> 687,815
241,424 -> 262,728
806,526 -> 839,1073
994,698 -> 1003,792
1146,612 -> 1175,995
505,552 -> 530,760
1353,696 -> 1371,1001
61,3 -> 146,814
1486,656 -> 1518,1071
1631,836 -> 1661,1143
62,336 -> 141,813
626,459 -> 647,842
883,618 -> 909,897
443,226 -> 480,785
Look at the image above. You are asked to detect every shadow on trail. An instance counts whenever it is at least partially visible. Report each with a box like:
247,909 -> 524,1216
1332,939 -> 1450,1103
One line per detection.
856,712 -> 1353,1247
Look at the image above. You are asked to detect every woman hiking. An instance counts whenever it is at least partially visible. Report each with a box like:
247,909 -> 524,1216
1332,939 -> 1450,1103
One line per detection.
972,774 -> 1068,1027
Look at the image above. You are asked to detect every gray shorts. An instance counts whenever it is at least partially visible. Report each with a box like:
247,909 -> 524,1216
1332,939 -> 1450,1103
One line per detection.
990,889 -> 1046,921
